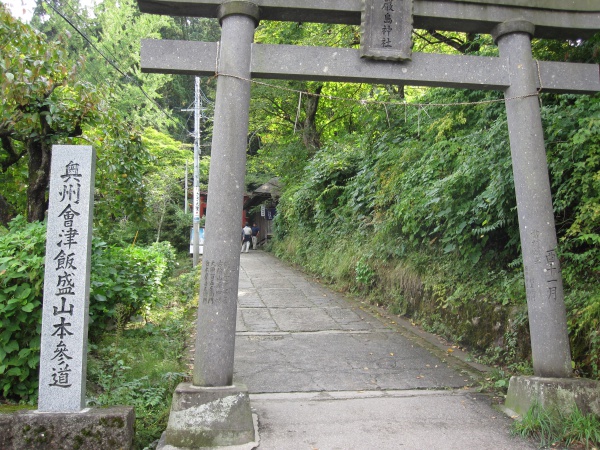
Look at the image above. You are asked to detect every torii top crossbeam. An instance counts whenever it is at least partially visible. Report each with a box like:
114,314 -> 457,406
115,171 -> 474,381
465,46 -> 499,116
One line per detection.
138,0 -> 600,39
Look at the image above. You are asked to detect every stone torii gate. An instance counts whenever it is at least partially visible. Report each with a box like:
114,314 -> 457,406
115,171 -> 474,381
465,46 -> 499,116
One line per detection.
137,0 -> 600,447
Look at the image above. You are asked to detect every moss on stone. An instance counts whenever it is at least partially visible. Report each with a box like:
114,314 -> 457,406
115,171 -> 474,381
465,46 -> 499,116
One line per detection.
100,416 -> 125,428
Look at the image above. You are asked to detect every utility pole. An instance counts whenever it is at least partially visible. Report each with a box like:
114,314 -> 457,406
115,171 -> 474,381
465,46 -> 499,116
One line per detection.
184,161 -> 188,214
192,76 -> 201,268
182,76 -> 203,267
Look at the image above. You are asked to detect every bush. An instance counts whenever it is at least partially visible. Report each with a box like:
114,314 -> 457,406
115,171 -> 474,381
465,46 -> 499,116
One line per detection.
0,216 -> 45,401
89,239 -> 177,337
0,216 -> 177,402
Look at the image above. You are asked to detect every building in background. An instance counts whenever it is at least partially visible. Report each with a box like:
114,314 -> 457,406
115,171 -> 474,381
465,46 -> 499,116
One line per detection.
243,178 -> 281,247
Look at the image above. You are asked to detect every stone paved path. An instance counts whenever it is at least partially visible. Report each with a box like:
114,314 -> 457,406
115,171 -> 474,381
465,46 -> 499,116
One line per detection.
229,251 -> 535,449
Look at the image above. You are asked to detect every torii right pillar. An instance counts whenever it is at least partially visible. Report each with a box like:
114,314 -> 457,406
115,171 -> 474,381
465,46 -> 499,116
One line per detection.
493,20 -> 600,417
494,20 -> 571,379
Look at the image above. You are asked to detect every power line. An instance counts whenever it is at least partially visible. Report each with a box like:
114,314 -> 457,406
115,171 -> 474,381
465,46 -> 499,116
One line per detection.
42,0 -> 184,129
60,0 -> 131,78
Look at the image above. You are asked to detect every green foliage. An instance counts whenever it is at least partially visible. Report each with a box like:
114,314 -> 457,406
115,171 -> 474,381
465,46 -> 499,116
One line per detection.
355,256 -> 375,291
59,0 -> 177,129
139,128 -> 196,249
163,263 -> 201,306
512,402 -> 600,449
0,6 -> 154,229
0,217 -> 45,401
0,5 -> 99,139
255,21 -> 359,48
270,82 -> 600,378
277,138 -> 366,237
512,402 -> 562,448
544,94 -> 600,378
373,90 -> 518,265
546,95 -> 600,280
477,368 -> 511,395
91,118 -> 151,239
89,240 -> 176,336
0,217 -> 176,402
93,128 -> 206,251
87,264 -> 197,448
565,289 -> 600,379
0,4 -> 102,221
562,407 -> 600,448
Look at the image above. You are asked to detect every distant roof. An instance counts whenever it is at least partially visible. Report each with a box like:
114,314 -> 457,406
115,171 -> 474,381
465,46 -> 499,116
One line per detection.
243,178 -> 281,210
253,178 -> 281,198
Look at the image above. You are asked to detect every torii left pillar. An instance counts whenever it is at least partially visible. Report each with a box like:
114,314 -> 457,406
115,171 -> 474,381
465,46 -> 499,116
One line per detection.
158,2 -> 259,448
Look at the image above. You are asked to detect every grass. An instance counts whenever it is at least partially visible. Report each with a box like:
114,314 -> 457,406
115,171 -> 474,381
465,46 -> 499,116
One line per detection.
86,259 -> 200,449
0,403 -> 34,413
512,401 -> 600,449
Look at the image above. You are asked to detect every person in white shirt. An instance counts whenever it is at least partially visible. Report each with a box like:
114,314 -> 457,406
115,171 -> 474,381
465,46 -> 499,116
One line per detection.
241,223 -> 252,253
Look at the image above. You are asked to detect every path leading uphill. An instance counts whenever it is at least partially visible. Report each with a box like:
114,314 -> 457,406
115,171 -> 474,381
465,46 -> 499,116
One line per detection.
228,251 -> 534,449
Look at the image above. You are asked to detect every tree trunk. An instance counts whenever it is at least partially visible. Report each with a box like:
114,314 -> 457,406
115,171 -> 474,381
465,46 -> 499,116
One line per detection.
302,84 -> 323,152
0,193 -> 15,227
26,140 -> 51,222
385,84 -> 405,99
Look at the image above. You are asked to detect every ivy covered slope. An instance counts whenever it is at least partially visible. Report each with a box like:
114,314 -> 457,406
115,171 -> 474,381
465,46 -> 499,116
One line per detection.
263,29 -> 600,379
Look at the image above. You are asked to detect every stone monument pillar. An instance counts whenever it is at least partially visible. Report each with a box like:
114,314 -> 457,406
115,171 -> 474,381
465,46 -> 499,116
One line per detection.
1,146 -> 135,449
158,2 -> 259,448
493,20 -> 572,379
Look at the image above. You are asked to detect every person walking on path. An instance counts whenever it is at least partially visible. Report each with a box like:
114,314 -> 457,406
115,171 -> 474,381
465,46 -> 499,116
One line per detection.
241,223 -> 252,253
251,223 -> 260,250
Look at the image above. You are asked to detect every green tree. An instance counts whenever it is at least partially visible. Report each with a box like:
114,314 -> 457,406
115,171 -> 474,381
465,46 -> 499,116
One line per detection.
0,4 -> 100,223
251,21 -> 363,157
1,6 -> 151,231
142,128 -> 194,248
87,0 -> 176,129
31,0 -> 180,130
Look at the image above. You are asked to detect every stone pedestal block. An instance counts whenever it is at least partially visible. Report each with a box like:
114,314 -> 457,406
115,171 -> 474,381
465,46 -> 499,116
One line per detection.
505,376 -> 600,417
159,383 -> 256,449
0,406 -> 135,450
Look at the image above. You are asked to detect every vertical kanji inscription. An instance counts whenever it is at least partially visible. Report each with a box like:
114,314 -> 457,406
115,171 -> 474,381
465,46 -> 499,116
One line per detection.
38,146 -> 95,412
361,0 -> 413,61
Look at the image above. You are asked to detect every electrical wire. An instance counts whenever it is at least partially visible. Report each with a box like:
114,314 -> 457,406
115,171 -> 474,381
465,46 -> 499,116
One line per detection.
42,0 -> 190,133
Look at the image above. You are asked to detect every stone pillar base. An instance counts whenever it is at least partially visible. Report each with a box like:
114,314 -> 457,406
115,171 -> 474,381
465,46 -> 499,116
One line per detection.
0,406 -> 135,450
504,376 -> 600,418
159,383 -> 257,449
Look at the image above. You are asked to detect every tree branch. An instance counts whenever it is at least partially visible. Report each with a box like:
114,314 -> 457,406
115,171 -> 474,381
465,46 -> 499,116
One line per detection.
0,136 -> 26,173
423,31 -> 480,54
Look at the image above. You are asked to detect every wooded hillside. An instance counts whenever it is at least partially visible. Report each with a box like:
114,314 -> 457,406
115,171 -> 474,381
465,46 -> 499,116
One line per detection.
1,4 -> 599,382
